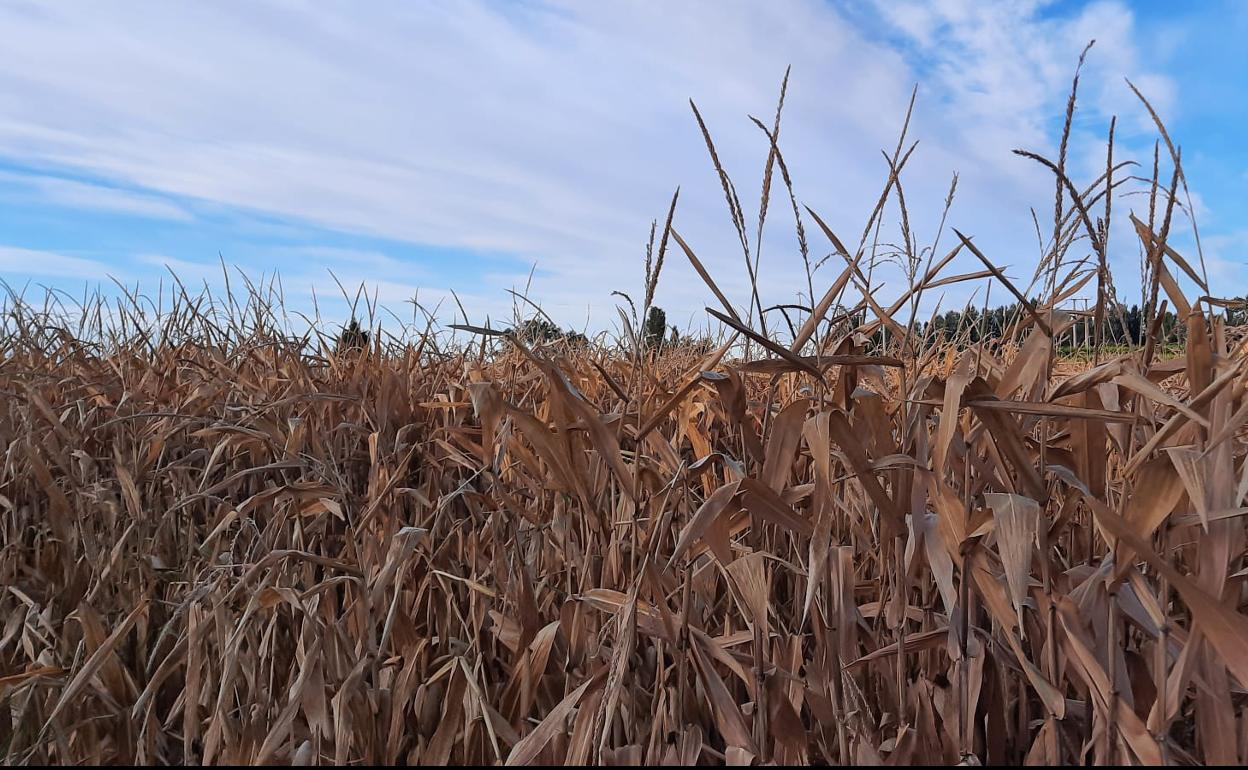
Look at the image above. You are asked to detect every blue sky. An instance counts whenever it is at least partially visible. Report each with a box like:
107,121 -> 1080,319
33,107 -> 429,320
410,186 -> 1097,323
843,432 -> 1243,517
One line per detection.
0,0 -> 1242,333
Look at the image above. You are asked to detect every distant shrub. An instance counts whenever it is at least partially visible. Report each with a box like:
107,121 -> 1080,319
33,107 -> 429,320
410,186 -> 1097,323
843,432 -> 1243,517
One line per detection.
515,316 -> 587,347
643,306 -> 667,350
336,319 -> 370,353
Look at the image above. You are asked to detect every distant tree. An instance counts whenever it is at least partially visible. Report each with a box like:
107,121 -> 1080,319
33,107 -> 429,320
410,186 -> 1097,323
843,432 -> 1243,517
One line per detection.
516,316 -> 564,343
1228,297 -> 1248,326
336,318 -> 370,353
916,297 -> 1197,351
515,316 -> 588,347
663,324 -> 715,354
644,306 -> 667,350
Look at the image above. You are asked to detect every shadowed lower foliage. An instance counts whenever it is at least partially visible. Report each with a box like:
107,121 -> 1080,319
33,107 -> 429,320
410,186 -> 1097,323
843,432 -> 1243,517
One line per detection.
3,53 -> 1248,766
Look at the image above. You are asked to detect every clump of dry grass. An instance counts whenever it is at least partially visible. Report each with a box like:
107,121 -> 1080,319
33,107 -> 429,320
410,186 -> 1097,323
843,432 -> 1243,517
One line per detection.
3,54 -> 1248,766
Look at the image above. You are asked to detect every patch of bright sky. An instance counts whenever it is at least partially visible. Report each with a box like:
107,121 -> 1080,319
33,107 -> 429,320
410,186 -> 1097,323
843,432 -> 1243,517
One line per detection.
0,157 -> 538,325
0,0 -> 1241,334
844,0 -> 1246,303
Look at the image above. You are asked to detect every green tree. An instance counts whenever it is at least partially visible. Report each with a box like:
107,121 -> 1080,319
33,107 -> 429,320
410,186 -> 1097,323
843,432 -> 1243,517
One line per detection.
1228,297 -> 1248,326
514,317 -> 588,347
336,318 -> 369,353
644,306 -> 667,350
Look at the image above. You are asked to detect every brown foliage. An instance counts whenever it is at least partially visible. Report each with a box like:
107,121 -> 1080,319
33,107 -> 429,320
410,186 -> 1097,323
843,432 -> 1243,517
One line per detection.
3,56 -> 1248,766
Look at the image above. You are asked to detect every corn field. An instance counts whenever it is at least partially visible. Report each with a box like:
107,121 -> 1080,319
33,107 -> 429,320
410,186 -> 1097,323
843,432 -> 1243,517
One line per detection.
3,55 -> 1248,766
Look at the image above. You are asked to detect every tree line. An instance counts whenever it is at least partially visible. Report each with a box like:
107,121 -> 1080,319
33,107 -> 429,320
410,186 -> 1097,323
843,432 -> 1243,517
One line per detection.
868,295 -> 1248,350
339,296 -> 1246,355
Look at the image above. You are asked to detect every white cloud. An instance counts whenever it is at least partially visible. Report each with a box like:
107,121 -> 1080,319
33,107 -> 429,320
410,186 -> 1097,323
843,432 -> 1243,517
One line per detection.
134,248 -> 524,329
868,0 -> 1175,156
0,0 -> 1210,329
0,170 -> 193,221
134,253 -> 233,287
0,245 -> 116,282
1197,229 -> 1248,294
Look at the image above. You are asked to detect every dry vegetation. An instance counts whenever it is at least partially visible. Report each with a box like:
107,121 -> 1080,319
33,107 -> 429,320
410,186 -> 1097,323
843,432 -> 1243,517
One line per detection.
4,52 -> 1248,765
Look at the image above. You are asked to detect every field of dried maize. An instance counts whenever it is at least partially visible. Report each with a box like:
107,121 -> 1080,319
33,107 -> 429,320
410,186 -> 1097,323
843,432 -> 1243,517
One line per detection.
4,60 -> 1248,766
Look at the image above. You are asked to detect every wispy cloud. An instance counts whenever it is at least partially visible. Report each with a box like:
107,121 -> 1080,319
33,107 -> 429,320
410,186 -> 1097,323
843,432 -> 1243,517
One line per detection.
0,0 -> 1231,327
0,170 -> 193,221
0,245 -> 116,282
